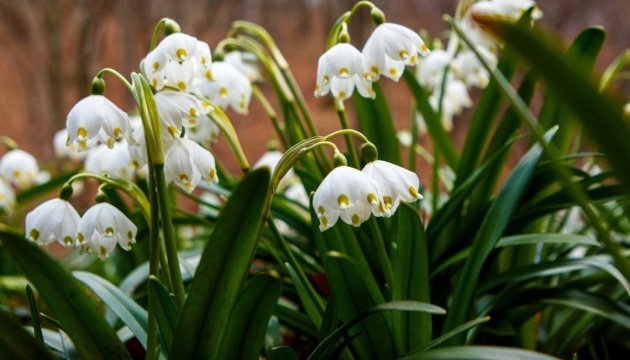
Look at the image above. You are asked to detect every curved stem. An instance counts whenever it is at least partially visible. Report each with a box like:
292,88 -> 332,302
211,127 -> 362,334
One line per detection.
95,68 -> 133,92
324,128 -> 370,143
0,136 -> 18,151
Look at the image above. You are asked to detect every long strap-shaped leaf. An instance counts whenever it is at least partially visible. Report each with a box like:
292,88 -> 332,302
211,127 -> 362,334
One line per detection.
0,308 -> 55,360
441,128 -> 556,340
0,225 -> 130,359
170,168 -> 271,360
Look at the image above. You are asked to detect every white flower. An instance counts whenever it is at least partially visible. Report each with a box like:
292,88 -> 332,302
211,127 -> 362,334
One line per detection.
363,23 -> 430,81
154,91 -> 211,139
315,43 -> 374,100
253,150 -> 298,191
417,49 -> 451,90
164,137 -> 218,192
362,160 -> 422,217
0,178 -> 15,213
186,115 -> 220,147
472,0 -> 543,22
199,62 -> 252,114
284,183 -> 309,207
25,198 -> 81,247
0,149 -> 41,189
84,142 -> 134,181
451,47 -> 497,88
77,202 -> 137,259
66,95 -> 130,149
429,78 -> 472,131
54,128 -> 87,162
312,166 -> 380,231
225,51 -> 261,82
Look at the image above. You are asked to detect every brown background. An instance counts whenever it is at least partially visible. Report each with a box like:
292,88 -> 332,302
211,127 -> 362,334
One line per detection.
0,0 -> 628,171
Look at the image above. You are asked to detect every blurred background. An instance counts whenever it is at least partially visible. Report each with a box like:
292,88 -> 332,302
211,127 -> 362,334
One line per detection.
0,0 -> 628,169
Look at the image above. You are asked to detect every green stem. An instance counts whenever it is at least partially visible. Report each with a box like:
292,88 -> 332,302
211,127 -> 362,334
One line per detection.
146,158 -> 160,360
366,218 -> 393,287
154,164 -> 186,308
450,16 -> 630,280
324,128 -> 370,143
207,108 -> 250,173
335,100 -> 361,167
408,106 -> 420,171
252,84 -> 289,149
95,68 -> 133,92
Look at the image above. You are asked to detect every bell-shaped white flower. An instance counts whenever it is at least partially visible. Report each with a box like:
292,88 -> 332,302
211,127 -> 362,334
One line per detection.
451,47 -> 497,88
0,178 -> 16,213
0,149 -> 42,189
154,91 -> 211,139
362,160 -> 422,217
77,202 -> 137,260
225,51 -> 261,82
253,150 -> 299,191
186,115 -> 220,147
199,62 -> 252,114
25,198 -> 81,247
84,142 -> 134,181
417,49 -> 452,90
164,137 -> 218,192
471,0 -> 543,22
54,128 -> 88,162
315,43 -> 375,100
363,23 -> 430,81
313,166 -> 380,231
429,78 -> 472,131
66,95 -> 130,149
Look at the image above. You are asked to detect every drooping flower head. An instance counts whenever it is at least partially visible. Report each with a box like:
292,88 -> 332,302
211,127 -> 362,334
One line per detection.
312,166 -> 381,231
198,62 -> 252,114
66,95 -> 130,150
54,128 -> 88,162
429,78 -> 472,131
84,142 -> 135,181
451,47 -> 497,88
0,149 -> 43,189
363,23 -> 430,81
0,178 -> 15,213
25,198 -> 81,247
361,160 -> 422,217
225,51 -> 262,82
77,202 -> 137,260
153,90 -> 211,139
417,49 -> 452,90
315,43 -> 374,101
164,137 -> 218,192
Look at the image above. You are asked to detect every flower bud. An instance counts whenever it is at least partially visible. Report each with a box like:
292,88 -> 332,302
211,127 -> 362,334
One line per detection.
361,142 -> 378,163
91,77 -> 106,95
333,151 -> 348,167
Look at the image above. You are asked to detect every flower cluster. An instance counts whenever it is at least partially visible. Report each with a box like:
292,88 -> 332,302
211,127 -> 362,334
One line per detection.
414,0 -> 541,131
26,199 -> 137,260
315,23 -> 430,101
313,160 -> 422,231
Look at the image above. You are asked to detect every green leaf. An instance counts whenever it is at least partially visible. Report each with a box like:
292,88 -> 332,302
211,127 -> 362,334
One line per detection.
0,308 -> 55,360
354,83 -> 401,164
479,19 -> 630,195
148,276 -> 180,355
0,226 -> 130,359
441,128 -> 556,340
216,273 -> 282,359
320,252 -> 395,360
26,284 -> 44,346
423,317 -> 491,351
391,204 -> 432,352
308,301 -> 445,360
399,345 -> 559,360
170,168 -> 271,360
285,262 -> 323,328
269,346 -> 298,360
403,70 -> 459,169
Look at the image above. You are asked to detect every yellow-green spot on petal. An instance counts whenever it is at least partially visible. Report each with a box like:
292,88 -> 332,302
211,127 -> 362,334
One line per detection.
177,81 -> 187,90
338,194 -> 349,208
421,44 -> 430,53
209,168 -> 216,180
389,68 -> 398,77
64,236 -> 73,246
399,49 -> 409,59
337,91 -> 347,99
99,246 -> 108,258
128,231 -> 133,240
77,127 -> 88,139
105,227 -> 114,236
168,126 -> 179,138
176,48 -> 188,59
323,75 -> 330,83
77,232 -> 85,244
351,214 -> 360,226
205,69 -> 214,80
367,193 -> 378,204
152,61 -> 160,71
321,216 -> 329,228
370,65 -> 379,74
29,229 -> 39,241
339,67 -> 349,76
113,128 -> 123,138
317,206 -> 325,215
409,55 -> 417,64
189,107 -> 198,117
219,87 -> 228,97
409,186 -> 421,199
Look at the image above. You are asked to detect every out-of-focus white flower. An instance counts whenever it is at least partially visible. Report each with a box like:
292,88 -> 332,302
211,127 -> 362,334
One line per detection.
66,95 -> 130,149
452,47 -> 497,88
0,149 -> 42,189
164,137 -> 218,192
397,130 -> 413,148
225,51 -> 261,82
77,202 -> 137,260
363,23 -> 430,81
142,34 -> 212,91
25,198 -> 81,247
313,166 -> 380,231
154,91 -> 211,139
417,49 -> 451,90
623,103 -> 630,118
253,150 -> 298,191
315,43 -> 375,100
472,0 -> 543,22
199,62 -> 252,114
187,116 -> 220,147
429,78 -> 472,131
84,142 -> 134,181
362,160 -> 422,217
54,128 -> 87,162
0,178 -> 15,213
284,183 -> 309,207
